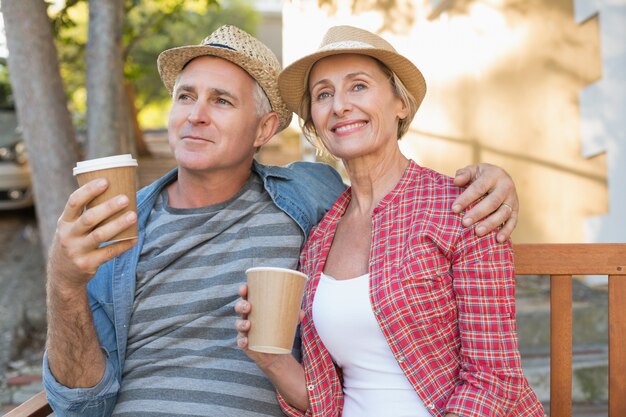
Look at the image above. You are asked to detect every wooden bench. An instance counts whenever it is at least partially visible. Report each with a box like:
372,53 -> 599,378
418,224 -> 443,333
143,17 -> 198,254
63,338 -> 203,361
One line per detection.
514,243 -> 626,417
5,243 -> 626,417
4,390 -> 51,417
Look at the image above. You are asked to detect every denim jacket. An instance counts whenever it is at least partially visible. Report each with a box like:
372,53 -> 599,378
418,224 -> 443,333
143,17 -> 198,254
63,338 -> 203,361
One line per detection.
42,160 -> 346,416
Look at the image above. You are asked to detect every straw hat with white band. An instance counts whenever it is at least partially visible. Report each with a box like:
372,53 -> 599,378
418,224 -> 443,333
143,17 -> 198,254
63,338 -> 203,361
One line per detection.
157,25 -> 292,133
278,25 -> 427,118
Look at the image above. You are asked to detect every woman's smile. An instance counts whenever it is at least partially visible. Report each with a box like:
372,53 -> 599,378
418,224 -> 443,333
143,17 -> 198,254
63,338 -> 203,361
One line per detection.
331,120 -> 368,135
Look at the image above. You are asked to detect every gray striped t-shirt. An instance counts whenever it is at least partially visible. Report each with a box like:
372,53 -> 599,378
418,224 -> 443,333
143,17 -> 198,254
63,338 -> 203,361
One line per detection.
112,173 -> 303,417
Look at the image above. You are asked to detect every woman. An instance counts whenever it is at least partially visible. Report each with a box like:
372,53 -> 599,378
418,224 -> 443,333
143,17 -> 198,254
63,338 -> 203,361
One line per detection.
236,25 -> 544,417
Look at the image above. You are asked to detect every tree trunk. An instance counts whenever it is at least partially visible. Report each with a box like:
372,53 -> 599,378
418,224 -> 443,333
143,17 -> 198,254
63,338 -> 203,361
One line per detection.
86,0 -> 126,159
125,82 -> 150,157
119,81 -> 137,157
2,0 -> 82,255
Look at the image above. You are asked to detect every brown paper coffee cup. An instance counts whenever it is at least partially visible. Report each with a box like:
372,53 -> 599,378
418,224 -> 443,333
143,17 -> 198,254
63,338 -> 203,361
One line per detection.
73,154 -> 138,243
246,267 -> 307,354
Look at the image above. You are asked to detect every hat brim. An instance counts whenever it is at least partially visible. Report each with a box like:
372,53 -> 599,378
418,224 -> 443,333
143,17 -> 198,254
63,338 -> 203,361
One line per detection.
158,45 -> 292,133
278,48 -> 427,117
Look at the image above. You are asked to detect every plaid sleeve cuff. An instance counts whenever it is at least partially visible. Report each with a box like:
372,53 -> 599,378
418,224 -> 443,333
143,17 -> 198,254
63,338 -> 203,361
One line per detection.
276,391 -> 310,417
446,384 -> 505,417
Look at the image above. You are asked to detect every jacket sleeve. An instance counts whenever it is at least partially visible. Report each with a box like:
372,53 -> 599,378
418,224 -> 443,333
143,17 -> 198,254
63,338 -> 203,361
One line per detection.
42,349 -> 120,416
42,261 -> 122,417
445,229 -> 527,417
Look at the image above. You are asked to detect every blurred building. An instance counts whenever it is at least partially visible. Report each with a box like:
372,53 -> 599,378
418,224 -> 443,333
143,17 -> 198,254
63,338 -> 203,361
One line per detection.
254,0 -> 284,63
253,0 -> 305,167
273,0 -> 623,244
575,0 -> 626,244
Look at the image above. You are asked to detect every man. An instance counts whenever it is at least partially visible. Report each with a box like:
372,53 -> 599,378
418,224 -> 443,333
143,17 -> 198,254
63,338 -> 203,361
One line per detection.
43,25 -> 519,417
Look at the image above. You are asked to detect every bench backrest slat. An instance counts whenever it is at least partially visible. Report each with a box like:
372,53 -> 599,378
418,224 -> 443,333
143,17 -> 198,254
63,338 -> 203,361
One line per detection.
550,274 -> 573,417
608,274 -> 626,416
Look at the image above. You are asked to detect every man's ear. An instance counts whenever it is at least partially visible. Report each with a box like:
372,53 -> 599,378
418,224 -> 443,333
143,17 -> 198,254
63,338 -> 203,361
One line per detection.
253,112 -> 280,148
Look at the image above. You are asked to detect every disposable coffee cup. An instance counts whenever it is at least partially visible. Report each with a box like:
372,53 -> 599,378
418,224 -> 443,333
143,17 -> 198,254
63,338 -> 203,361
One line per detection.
73,154 -> 138,243
246,267 -> 307,354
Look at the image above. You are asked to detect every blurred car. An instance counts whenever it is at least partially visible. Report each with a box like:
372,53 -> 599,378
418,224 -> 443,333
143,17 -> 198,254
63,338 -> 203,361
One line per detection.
0,110 -> 33,209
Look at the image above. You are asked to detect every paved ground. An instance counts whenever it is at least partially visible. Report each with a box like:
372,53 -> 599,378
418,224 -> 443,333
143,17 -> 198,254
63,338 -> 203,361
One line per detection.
0,207 -> 46,415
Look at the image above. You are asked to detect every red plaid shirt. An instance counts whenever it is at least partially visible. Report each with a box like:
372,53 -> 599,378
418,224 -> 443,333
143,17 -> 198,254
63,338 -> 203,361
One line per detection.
278,161 -> 544,417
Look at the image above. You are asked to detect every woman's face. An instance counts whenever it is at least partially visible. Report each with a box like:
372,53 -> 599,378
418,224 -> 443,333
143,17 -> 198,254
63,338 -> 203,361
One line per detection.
308,54 -> 408,161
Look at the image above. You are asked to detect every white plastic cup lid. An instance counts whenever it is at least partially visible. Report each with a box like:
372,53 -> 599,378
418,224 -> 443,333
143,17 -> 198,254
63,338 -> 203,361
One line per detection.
73,154 -> 138,176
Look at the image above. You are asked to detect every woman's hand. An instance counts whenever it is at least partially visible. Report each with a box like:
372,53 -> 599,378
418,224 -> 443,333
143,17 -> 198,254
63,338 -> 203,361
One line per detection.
234,284 -> 310,411
452,163 -> 519,242
234,284 -> 288,369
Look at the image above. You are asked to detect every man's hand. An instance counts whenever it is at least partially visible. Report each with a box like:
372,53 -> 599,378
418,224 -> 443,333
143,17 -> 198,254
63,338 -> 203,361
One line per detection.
452,163 -> 518,243
48,178 -> 138,292
46,178 -> 137,388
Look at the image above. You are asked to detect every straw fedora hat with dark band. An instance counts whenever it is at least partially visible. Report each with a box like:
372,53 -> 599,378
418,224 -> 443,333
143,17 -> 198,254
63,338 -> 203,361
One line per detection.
157,25 -> 292,132
278,25 -> 427,117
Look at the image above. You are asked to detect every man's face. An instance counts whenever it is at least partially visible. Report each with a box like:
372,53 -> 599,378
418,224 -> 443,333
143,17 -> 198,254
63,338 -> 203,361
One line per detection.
168,56 -> 265,176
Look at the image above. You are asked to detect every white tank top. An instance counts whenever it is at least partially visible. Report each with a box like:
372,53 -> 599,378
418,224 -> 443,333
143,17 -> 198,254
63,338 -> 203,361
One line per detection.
312,273 -> 431,417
